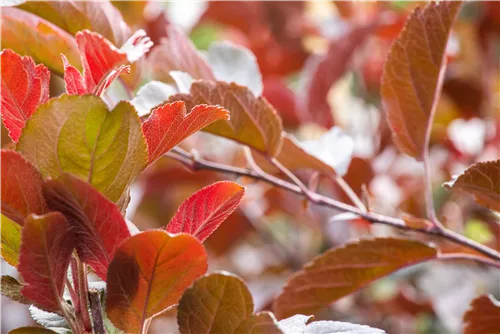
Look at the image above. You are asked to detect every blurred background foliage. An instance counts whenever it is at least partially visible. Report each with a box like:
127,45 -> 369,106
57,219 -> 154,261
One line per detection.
2,1 -> 499,333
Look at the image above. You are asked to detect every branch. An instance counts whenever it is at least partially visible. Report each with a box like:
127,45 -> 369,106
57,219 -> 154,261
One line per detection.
88,289 -> 106,334
166,148 -> 500,264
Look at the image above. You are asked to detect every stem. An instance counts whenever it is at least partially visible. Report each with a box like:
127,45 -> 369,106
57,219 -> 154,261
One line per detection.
143,318 -> 152,334
423,147 -> 444,229
166,148 -> 500,264
270,157 -> 319,203
334,175 -> 367,213
60,302 -> 81,334
88,289 -> 106,334
76,257 -> 92,332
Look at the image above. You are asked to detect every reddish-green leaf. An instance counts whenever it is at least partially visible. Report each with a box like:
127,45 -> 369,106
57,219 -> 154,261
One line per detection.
169,81 -> 284,156
177,272 -> 254,334
142,101 -> 230,164
273,238 -> 437,319
1,7 -> 81,75
148,25 -> 215,84
1,275 -> 31,305
43,174 -> 131,280
0,50 -> 50,142
1,150 -> 47,224
111,1 -> 148,27
234,312 -> 282,334
444,160 -> 500,213
1,214 -> 22,267
106,230 -> 207,334
165,181 -> 245,242
62,29 -> 151,96
17,94 -> 148,207
18,212 -> 75,312
381,1 -> 463,159
16,1 -> 131,45
463,294 -> 500,334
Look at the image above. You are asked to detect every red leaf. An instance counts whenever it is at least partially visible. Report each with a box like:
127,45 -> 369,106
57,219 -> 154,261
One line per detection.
141,101 -> 230,164
381,1 -> 463,159
62,29 -> 152,96
0,49 -> 50,142
42,174 -> 131,280
106,230 -> 207,333
463,294 -> 500,334
18,212 -> 75,312
165,181 -> 245,242
93,64 -> 131,97
61,54 -> 86,95
1,150 -> 47,225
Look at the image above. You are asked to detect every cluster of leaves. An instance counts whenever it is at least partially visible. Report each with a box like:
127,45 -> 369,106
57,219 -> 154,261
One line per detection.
1,1 -> 500,334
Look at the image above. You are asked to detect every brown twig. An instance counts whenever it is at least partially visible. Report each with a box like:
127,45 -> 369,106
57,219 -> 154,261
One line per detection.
166,147 -> 500,264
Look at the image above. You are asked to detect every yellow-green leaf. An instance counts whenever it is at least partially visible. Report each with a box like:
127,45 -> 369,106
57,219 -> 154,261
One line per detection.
1,214 -> 22,267
1,7 -> 81,75
17,95 -> 148,207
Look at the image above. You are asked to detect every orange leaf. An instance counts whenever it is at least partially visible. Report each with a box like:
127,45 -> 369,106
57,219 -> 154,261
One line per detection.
273,238 -> 437,319
381,1 -> 463,159
0,50 -> 50,142
1,7 -> 81,75
1,150 -> 47,224
177,272 -> 254,334
142,101 -> 230,164
43,174 -> 131,280
18,212 -> 75,312
169,81 -> 284,156
165,181 -> 245,242
444,160 -> 500,212
463,294 -> 500,334
106,230 -> 207,334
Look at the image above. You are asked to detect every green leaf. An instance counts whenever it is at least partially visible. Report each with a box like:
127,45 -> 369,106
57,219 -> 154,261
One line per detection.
273,238 -> 437,319
1,275 -> 30,305
1,7 -> 81,75
17,94 -> 148,207
177,272 -> 254,334
1,214 -> 22,267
